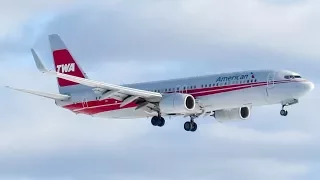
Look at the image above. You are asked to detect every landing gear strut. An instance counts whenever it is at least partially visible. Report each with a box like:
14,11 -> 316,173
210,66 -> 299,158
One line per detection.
280,105 -> 288,116
151,113 -> 165,127
184,115 -> 198,132
279,99 -> 298,117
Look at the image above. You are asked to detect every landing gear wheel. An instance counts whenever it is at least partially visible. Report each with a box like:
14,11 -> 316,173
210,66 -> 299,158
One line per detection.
184,121 -> 198,132
190,122 -> 197,132
151,116 -> 165,127
151,116 -> 159,126
280,109 -> 288,116
184,121 -> 192,131
158,117 -> 165,127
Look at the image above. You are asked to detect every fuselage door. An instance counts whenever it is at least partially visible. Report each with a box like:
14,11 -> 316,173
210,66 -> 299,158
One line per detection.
82,96 -> 89,108
176,85 -> 182,93
266,71 -> 276,96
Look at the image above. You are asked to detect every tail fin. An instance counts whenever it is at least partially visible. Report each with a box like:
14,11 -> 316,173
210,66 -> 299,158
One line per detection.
49,34 -> 89,93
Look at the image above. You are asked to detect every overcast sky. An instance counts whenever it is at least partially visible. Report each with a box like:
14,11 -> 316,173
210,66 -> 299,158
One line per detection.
0,0 -> 320,179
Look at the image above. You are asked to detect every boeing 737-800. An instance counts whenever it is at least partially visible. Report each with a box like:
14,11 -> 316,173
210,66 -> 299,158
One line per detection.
7,34 -> 315,132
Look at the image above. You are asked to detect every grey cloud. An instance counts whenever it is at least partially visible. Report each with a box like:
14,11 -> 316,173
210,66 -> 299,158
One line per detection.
0,0 -> 79,35
18,0 -> 316,81
1,0 -> 319,76
29,0 -> 320,63
0,126 -> 313,180
1,62 -> 319,180
0,1 -> 320,180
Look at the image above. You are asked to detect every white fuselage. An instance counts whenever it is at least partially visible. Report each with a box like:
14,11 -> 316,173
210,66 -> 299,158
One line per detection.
57,69 -> 314,119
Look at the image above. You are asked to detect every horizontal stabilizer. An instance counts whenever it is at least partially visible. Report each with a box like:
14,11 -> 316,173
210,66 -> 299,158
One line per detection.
6,86 -> 70,100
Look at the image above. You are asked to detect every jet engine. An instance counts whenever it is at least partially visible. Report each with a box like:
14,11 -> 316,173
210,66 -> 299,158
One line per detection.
213,107 -> 251,121
159,93 -> 196,114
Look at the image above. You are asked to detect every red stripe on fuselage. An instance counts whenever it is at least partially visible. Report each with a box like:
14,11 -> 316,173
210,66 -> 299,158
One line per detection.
62,80 -> 299,115
63,81 -> 268,115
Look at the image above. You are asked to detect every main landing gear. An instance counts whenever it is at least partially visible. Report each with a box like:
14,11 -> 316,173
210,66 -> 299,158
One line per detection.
184,115 -> 198,132
151,115 -> 165,127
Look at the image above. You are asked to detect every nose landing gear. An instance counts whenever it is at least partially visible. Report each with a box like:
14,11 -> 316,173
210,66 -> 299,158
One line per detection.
280,99 -> 298,117
280,107 -> 288,116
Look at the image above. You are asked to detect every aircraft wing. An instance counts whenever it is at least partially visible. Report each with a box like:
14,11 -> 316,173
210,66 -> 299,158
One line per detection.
31,49 -> 162,106
6,86 -> 70,100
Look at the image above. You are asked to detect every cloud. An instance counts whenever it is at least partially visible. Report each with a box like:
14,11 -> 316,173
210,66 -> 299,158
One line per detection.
208,123 -> 313,145
24,0 -> 320,65
0,0 -> 320,180
0,0 -> 79,36
2,59 -> 318,179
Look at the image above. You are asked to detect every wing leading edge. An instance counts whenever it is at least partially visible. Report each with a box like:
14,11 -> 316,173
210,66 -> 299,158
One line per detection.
6,86 -> 70,100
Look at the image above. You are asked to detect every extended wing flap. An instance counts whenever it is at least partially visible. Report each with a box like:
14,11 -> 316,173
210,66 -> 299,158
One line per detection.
6,86 -> 70,101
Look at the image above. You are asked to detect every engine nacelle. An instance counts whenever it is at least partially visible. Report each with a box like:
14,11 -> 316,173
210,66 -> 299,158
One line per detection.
159,93 -> 196,114
214,107 -> 251,121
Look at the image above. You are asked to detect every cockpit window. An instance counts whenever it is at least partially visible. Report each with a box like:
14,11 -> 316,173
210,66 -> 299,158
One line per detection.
284,75 -> 293,79
284,75 -> 302,79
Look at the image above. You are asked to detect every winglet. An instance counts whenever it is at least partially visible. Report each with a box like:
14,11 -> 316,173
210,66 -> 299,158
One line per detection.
31,49 -> 49,73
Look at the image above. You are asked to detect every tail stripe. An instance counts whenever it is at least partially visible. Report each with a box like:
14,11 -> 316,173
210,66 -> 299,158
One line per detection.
49,34 -> 89,92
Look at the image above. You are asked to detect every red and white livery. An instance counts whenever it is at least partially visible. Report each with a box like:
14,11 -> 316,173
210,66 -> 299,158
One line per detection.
7,34 -> 315,132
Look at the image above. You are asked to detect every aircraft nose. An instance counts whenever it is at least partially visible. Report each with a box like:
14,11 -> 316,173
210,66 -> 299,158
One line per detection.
304,81 -> 314,92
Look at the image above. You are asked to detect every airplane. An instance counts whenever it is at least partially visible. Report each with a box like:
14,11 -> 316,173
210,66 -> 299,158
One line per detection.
6,34 -> 315,132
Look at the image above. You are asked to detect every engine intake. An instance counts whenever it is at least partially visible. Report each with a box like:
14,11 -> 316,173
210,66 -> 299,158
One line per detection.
159,93 -> 196,114
214,107 -> 251,121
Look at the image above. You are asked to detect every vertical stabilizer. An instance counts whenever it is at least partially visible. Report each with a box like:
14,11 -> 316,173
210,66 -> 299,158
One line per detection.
49,34 -> 89,93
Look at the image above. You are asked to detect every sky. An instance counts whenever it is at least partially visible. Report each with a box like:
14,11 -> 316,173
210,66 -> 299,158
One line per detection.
0,0 -> 320,179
